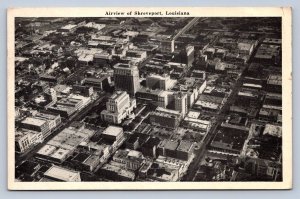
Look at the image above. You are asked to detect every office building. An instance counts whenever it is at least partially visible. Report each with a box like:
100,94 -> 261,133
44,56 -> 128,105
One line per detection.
176,45 -> 195,67
72,85 -> 94,97
157,139 -> 179,159
101,91 -> 136,124
176,140 -> 195,161
149,107 -> 182,129
20,117 -> 50,138
174,92 -> 188,116
136,88 -> 170,108
33,111 -> 62,132
146,74 -> 176,90
101,126 -> 124,142
114,63 -> 140,95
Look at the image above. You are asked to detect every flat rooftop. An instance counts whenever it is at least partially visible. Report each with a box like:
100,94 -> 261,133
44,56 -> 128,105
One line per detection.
44,165 -> 80,182
177,140 -> 193,152
103,126 -> 123,137
21,117 -> 47,126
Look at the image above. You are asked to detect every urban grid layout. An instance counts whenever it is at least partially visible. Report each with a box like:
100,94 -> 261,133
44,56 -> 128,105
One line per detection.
14,17 -> 282,182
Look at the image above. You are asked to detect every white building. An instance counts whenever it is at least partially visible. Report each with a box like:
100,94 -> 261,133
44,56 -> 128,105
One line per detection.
42,165 -> 81,182
146,74 -> 177,90
101,91 -> 136,124
174,92 -> 188,116
15,129 -> 44,153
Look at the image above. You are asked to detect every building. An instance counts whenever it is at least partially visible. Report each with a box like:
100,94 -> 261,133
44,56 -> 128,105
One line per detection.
203,47 -> 215,59
182,117 -> 211,133
253,44 -> 281,65
176,140 -> 195,161
135,88 -> 170,108
42,165 -> 81,182
149,107 -> 182,129
194,94 -> 225,112
94,51 -> 113,64
47,105 -> 76,118
192,70 -> 206,80
157,139 -> 179,159
100,125 -> 126,152
83,76 -> 111,91
146,160 -> 180,182
48,94 -> 91,118
160,39 -> 175,53
146,74 -> 176,90
209,125 -> 249,157
99,163 -> 135,181
15,161 -> 41,180
141,137 -> 161,158
157,139 -> 194,161
101,126 -> 124,143
112,149 -> 145,171
126,133 -> 141,150
237,42 -> 255,56
266,74 -> 282,93
174,92 -> 188,116
126,50 -> 147,60
72,153 -> 100,172
33,111 -> 61,132
58,24 -> 77,33
263,124 -> 282,138
56,94 -> 91,111
20,117 -> 50,138
72,85 -> 94,97
101,91 -> 136,124
36,125 -> 94,163
176,45 -> 195,67
15,129 -> 43,153
114,63 -> 140,95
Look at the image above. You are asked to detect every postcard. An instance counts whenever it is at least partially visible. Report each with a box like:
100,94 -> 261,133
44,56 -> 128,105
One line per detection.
7,7 -> 292,190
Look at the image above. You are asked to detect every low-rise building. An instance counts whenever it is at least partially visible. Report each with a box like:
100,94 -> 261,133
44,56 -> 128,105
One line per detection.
176,140 -> 195,161
113,149 -> 145,171
149,107 -> 182,129
101,126 -> 124,143
99,163 -> 135,181
42,165 -> 81,182
20,117 -> 50,138
36,126 -> 94,163
15,129 -> 43,153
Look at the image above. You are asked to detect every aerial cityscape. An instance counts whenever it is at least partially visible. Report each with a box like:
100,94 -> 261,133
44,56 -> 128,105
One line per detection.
14,17 -> 283,182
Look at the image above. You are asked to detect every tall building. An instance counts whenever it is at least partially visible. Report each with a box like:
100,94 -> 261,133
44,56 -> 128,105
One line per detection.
114,63 -> 140,95
101,91 -> 136,124
146,74 -> 176,90
174,92 -> 188,116
176,45 -> 195,67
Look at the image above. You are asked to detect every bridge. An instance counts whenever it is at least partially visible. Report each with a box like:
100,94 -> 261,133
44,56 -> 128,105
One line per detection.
167,17 -> 207,52
173,17 -> 201,41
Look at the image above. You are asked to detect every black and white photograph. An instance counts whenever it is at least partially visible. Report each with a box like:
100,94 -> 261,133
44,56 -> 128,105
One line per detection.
7,7 -> 292,190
